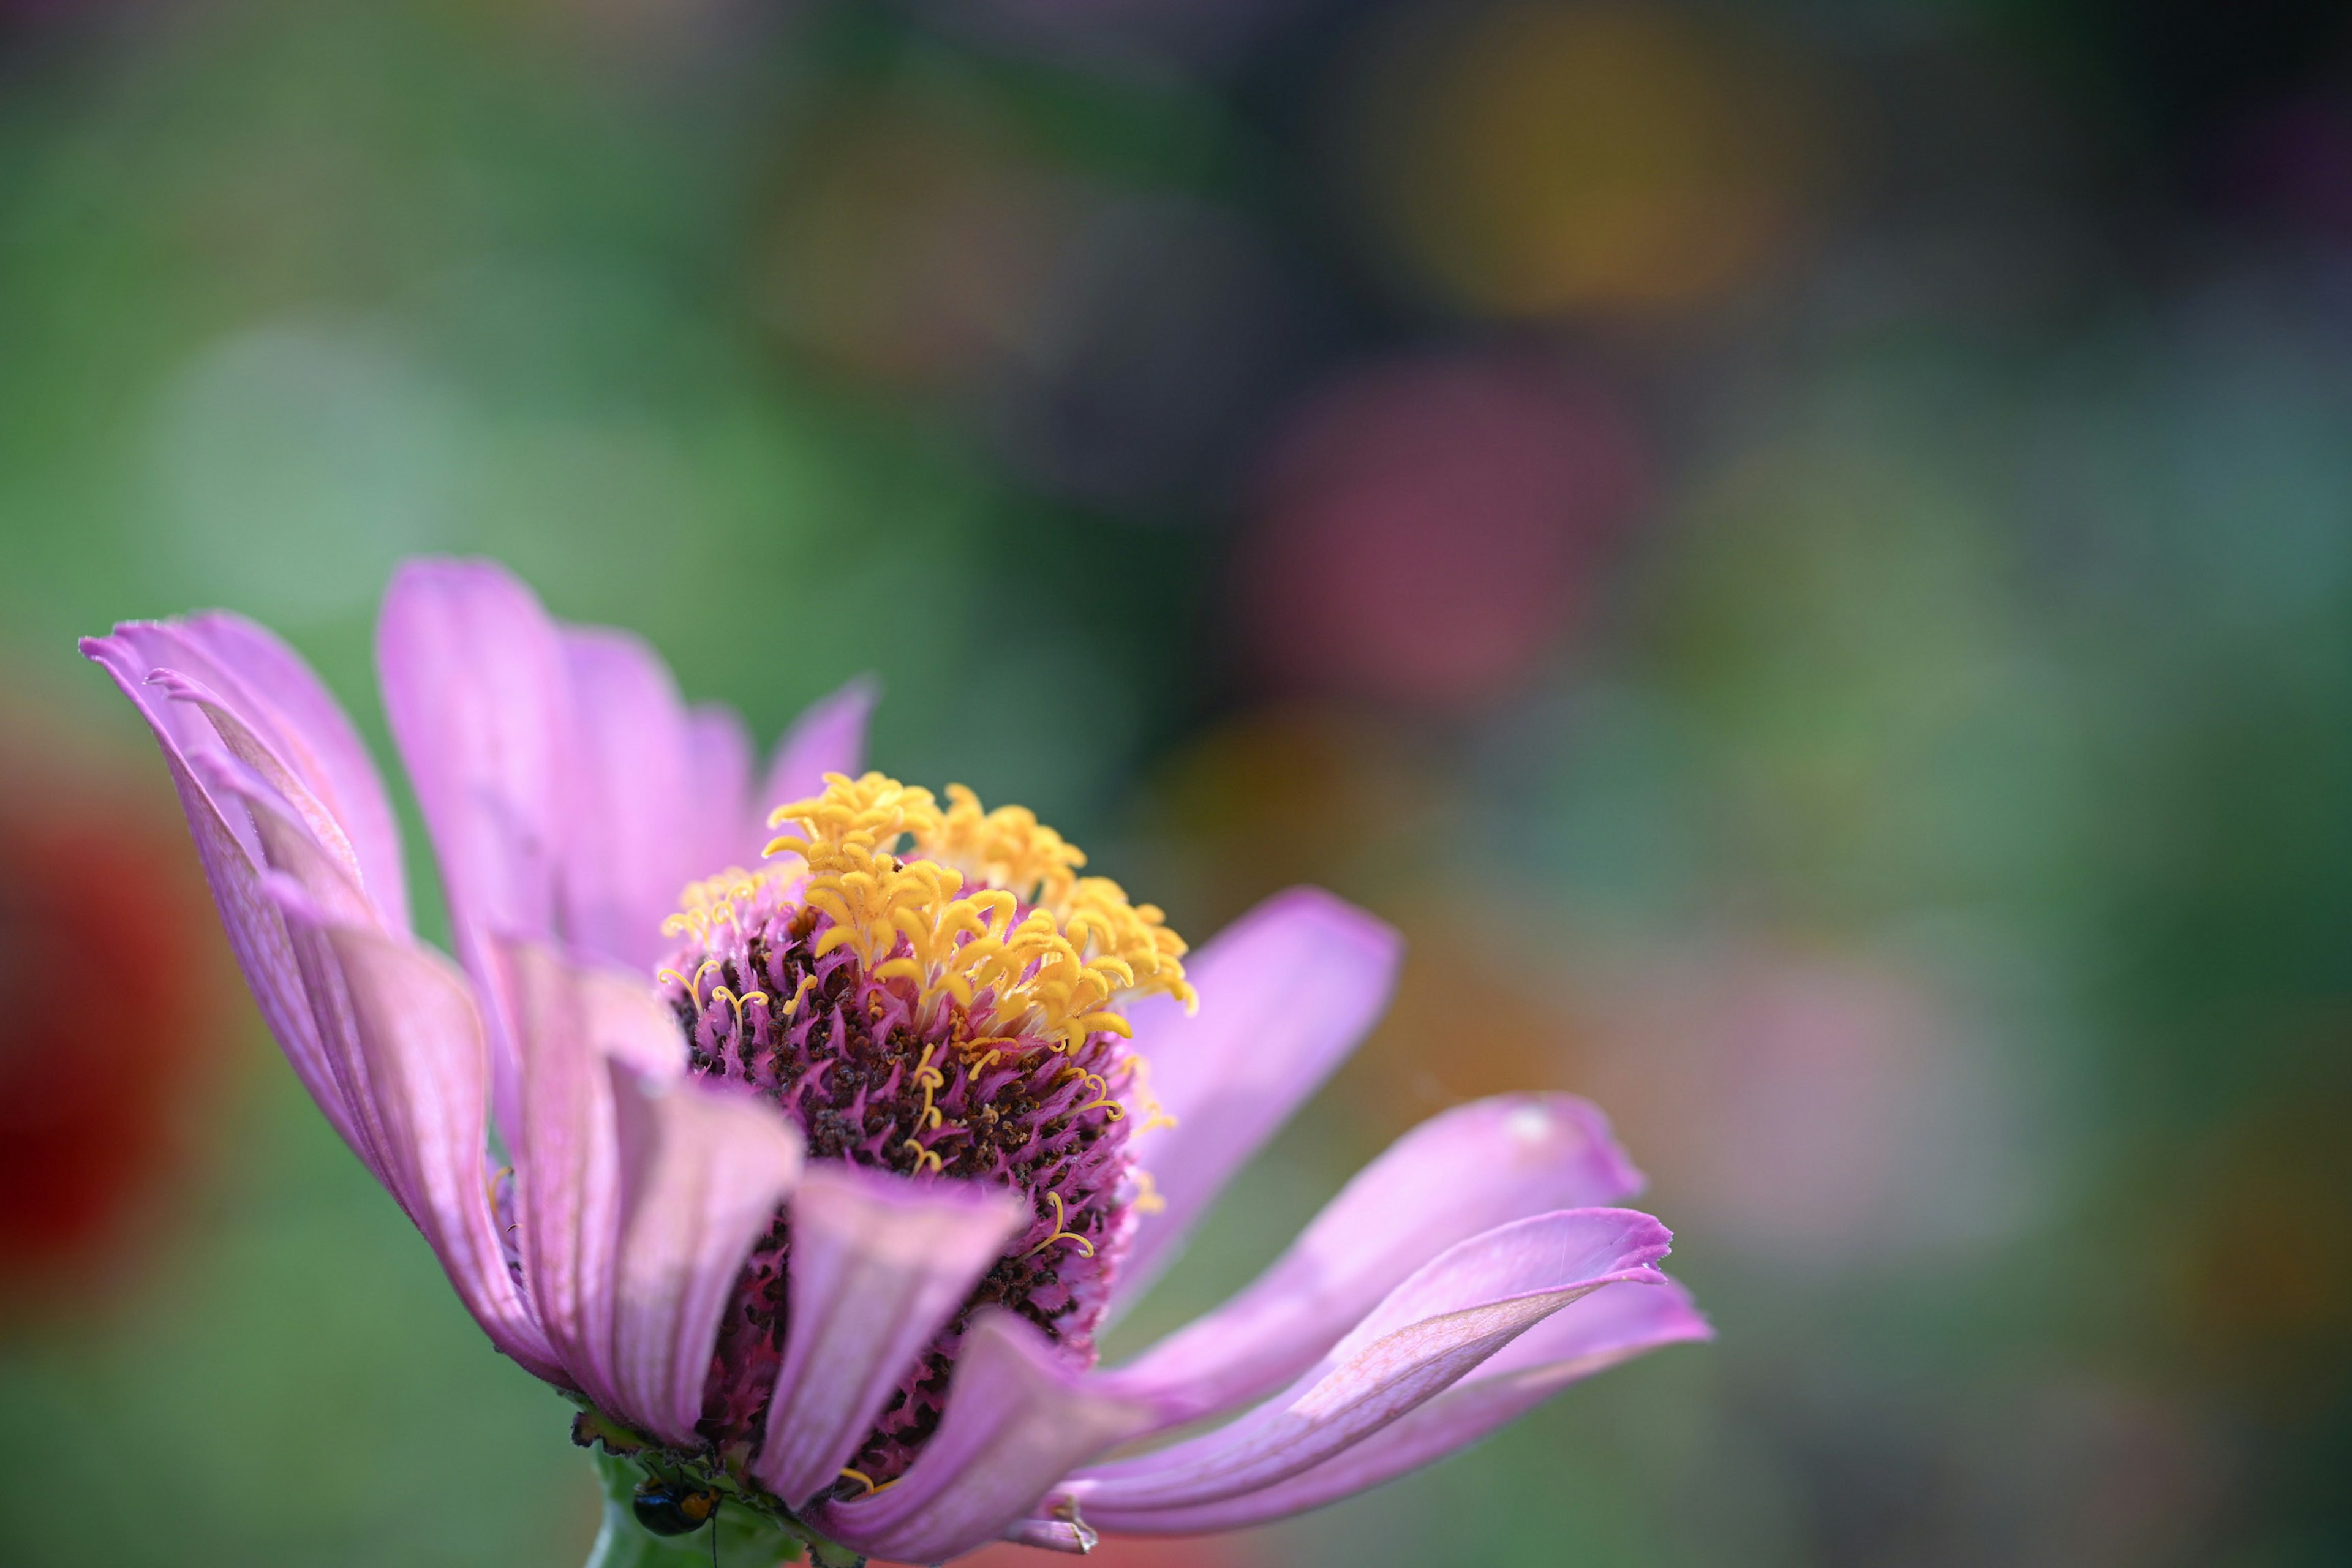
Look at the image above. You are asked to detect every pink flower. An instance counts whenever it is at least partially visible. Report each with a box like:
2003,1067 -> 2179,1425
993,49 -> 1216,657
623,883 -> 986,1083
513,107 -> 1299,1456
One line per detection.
83,559 -> 1706,1565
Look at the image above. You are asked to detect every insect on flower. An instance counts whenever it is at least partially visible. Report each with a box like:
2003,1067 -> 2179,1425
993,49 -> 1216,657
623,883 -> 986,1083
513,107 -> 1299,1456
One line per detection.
632,1474 -> 723,1536
84,559 -> 1708,1566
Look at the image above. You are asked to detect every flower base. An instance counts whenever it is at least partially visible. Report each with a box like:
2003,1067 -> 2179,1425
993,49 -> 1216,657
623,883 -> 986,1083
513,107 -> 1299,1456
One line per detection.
579,1415 -> 865,1568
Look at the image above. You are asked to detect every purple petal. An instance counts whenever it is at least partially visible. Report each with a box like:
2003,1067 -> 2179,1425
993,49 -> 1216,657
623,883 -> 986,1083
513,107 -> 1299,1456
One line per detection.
815,1313 -> 1154,1565
684,703 -> 754,884
1114,1094 -> 1645,1430
1114,889 -> 1402,1311
607,1061 -> 805,1446
1000,1516 -> 1100,1554
80,625 -> 410,1140
377,559 -> 572,1140
200,750 -> 410,1193
753,1164 -> 1024,1508
1073,1208 -> 1672,1514
501,940 -> 690,1418
153,669 -> 372,896
263,899 -> 563,1382
1087,1278 -> 1710,1534
147,741 -> 376,1167
752,676 -> 877,834
81,614 -> 408,929
558,627 -> 702,971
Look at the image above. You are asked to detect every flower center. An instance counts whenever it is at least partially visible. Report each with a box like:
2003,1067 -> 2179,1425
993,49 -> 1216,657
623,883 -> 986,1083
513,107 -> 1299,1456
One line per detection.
652,774 -> 1191,1495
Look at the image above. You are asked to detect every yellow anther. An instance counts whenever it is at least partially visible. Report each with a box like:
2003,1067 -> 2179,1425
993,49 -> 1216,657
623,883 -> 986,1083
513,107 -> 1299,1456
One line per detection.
901,1139 -> 943,1175
1023,1191 -> 1096,1259
837,1468 -> 897,1498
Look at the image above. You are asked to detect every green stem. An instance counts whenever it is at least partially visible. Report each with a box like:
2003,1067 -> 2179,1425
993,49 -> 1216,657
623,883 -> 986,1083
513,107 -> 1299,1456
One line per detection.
582,1447 -> 865,1568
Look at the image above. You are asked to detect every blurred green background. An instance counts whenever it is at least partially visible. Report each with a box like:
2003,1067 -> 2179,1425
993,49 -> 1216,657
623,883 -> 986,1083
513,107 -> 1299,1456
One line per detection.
4,0 -> 2351,1563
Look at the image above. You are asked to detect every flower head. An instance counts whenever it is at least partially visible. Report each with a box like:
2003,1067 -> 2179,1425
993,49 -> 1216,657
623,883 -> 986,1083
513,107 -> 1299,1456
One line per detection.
83,559 -> 1706,1564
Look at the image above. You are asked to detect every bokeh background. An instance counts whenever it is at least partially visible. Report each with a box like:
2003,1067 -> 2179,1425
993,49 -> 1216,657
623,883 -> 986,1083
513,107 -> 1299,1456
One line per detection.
4,0 -> 2351,1563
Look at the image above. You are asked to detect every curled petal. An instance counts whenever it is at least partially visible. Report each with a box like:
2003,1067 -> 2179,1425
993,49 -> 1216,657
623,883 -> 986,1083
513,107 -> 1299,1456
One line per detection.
1114,888 -> 1402,1311
81,622 -> 410,1167
756,1164 -> 1024,1509
99,725 -> 364,1166
608,1062 -> 805,1445
1115,1093 -> 1645,1430
81,614 -> 408,928
1074,1208 -> 1672,1515
1088,1278 -> 1709,1534
816,1314 -> 1154,1565
200,751 -> 405,1191
153,669 -> 371,907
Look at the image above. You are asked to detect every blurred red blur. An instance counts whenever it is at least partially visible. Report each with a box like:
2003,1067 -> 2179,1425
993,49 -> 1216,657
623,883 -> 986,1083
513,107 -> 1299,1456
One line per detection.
1238,350 -> 1649,709
0,706 -> 235,1298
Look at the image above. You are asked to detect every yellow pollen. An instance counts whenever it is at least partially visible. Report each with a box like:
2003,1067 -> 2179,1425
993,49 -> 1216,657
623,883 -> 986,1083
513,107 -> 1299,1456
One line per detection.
754,772 -> 1195,1056
661,865 -> 792,941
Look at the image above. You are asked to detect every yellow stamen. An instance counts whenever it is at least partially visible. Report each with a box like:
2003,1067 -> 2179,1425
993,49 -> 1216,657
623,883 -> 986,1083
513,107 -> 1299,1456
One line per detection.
911,1043 -> 946,1131
1023,1191 -> 1096,1259
837,1468 -> 897,1497
1129,1168 -> 1166,1215
1123,1052 -> 1178,1134
759,772 -> 1195,1055
656,957 -> 726,1009
662,866 -> 786,941
710,986 -> 768,1032
1074,1071 -> 1125,1120
778,973 -> 820,1017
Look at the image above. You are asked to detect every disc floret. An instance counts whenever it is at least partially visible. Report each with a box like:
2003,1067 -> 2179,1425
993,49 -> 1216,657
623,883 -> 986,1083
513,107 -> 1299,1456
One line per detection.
650,772 -> 1191,1497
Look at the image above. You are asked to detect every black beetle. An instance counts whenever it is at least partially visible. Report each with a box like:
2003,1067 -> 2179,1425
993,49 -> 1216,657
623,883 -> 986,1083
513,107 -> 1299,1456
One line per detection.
631,1476 -> 723,1538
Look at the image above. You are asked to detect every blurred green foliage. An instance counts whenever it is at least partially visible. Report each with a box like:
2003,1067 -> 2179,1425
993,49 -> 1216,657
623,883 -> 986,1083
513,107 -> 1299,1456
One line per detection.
4,0 -> 2351,1564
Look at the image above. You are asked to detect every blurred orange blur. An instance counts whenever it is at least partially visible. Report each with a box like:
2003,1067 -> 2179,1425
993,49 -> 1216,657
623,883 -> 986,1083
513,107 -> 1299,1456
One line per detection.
1342,0 -> 1820,317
